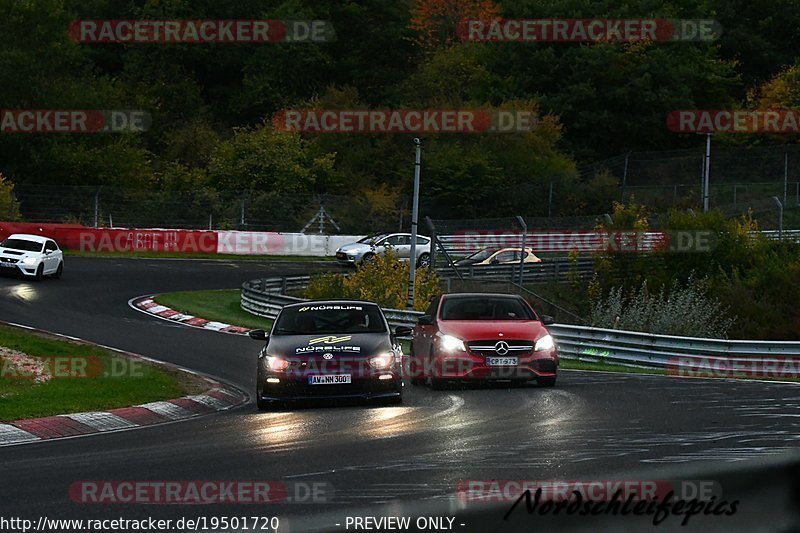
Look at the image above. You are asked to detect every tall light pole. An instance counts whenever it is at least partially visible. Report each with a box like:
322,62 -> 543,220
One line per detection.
407,138 -> 422,310
703,133 -> 711,212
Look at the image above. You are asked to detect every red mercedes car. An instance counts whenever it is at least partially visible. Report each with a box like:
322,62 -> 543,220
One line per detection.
409,293 -> 558,388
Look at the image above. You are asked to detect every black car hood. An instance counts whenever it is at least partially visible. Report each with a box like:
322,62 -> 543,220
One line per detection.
266,332 -> 392,359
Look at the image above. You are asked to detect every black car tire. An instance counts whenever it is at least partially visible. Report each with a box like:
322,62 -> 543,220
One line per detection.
417,253 -> 431,269
255,376 -> 272,410
537,376 -> 557,387
35,264 -> 44,281
361,253 -> 375,265
53,261 -> 63,279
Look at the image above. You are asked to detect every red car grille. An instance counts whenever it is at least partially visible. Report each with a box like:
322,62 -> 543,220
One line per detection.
467,340 -> 534,355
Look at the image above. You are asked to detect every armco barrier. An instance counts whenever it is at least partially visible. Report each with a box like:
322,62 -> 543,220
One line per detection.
441,257 -> 594,282
242,277 -> 800,370
549,323 -> 800,369
241,277 -> 423,329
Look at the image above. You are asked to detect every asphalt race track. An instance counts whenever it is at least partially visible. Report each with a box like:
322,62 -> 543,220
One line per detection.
0,258 -> 798,531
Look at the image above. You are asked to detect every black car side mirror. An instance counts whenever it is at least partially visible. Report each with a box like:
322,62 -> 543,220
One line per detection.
417,315 -> 434,326
540,315 -> 555,325
395,326 -> 413,337
249,329 -> 268,341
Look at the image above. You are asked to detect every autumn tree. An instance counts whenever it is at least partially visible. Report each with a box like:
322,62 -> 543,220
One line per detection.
410,0 -> 500,50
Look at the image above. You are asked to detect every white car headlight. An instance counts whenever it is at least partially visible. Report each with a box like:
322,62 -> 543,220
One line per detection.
22,257 -> 38,266
535,334 -> 554,351
368,353 -> 395,369
440,335 -> 466,352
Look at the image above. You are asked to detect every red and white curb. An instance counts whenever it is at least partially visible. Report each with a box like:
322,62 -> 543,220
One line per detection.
0,387 -> 245,447
0,321 -> 248,447
130,296 -> 253,335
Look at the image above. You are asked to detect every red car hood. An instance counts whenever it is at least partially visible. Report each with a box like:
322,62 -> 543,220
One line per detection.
438,320 -> 547,341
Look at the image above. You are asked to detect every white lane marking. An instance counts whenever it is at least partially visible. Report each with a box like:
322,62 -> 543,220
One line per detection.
0,424 -> 41,445
62,412 -> 137,431
202,321 -> 230,331
139,401 -> 194,420
186,394 -> 229,410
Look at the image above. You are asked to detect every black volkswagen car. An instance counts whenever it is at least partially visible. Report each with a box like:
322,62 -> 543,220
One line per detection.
250,300 -> 410,409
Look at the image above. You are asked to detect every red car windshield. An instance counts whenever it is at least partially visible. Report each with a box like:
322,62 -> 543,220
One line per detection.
439,297 -> 536,321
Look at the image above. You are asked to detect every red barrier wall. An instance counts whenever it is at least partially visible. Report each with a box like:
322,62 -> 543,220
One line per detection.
0,223 -> 218,254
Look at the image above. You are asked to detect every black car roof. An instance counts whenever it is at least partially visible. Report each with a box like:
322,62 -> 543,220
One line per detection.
441,293 -> 523,299
283,300 -> 381,309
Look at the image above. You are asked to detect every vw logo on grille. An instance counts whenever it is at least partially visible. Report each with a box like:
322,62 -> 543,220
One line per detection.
494,341 -> 510,356
323,353 -> 334,360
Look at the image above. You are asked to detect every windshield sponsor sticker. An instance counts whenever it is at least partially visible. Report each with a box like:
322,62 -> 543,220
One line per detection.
296,336 -> 361,354
309,335 -> 352,345
298,305 -> 363,312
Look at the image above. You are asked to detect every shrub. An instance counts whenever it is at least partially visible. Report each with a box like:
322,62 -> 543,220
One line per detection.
304,249 -> 440,311
589,275 -> 736,338
0,174 -> 20,221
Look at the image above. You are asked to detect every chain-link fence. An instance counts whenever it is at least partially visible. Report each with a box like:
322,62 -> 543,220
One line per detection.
5,144 -> 800,232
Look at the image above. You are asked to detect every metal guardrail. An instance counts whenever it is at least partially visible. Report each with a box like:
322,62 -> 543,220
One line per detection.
439,257 -> 595,282
243,277 -> 800,370
549,323 -> 800,369
241,276 -> 422,328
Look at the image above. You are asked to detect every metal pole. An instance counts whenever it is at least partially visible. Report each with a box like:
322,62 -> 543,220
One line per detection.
208,214 -> 212,230
240,193 -> 246,228
93,186 -> 101,228
621,152 -> 630,202
407,138 -> 422,310
516,215 -> 527,286
547,181 -> 553,218
784,152 -> 788,207
772,196 -> 783,239
424,216 -> 436,270
703,134 -> 711,212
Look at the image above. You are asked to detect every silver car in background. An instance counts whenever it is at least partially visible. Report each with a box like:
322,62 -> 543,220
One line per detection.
335,233 -> 431,268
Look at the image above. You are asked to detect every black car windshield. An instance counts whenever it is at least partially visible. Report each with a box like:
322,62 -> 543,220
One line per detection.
357,234 -> 387,244
273,304 -> 388,334
440,297 -> 536,321
465,248 -> 500,261
0,238 -> 43,252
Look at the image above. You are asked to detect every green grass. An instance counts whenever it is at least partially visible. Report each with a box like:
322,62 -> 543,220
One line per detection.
64,250 -> 334,261
154,290 -> 273,331
0,324 -> 205,421
560,358 -> 664,375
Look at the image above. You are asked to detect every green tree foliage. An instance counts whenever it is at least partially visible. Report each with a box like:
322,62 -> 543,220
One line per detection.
0,174 -> 20,221
208,123 -> 334,193
305,249 -> 439,311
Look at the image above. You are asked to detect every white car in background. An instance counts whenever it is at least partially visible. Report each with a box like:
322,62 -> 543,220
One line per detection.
336,233 -> 432,268
0,234 -> 63,280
